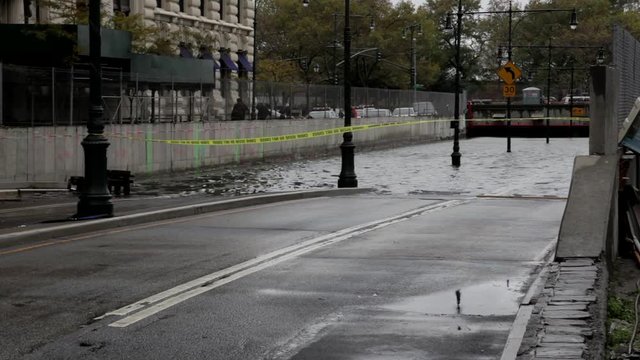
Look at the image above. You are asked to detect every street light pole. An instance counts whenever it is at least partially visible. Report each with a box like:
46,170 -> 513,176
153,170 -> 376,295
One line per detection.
402,24 -> 421,106
450,1 -> 463,167
506,0 -> 512,153
251,0 -> 258,119
333,12 -> 339,85
569,59 -> 574,133
411,33 -> 416,104
338,0 -> 357,187
303,1 -> 357,187
545,42 -> 552,144
75,0 -> 113,218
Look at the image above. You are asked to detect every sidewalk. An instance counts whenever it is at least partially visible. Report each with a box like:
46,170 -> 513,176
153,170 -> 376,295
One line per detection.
516,259 -> 606,360
0,187 -> 375,251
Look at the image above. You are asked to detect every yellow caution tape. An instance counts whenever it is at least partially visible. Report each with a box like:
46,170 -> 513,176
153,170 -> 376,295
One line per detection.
103,117 -> 591,146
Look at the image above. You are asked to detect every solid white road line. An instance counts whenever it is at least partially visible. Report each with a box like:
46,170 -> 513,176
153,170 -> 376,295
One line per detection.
500,305 -> 534,360
102,199 -> 465,328
500,237 -> 557,359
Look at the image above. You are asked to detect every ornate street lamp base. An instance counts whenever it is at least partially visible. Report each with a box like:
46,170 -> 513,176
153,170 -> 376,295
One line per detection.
75,134 -> 113,219
76,195 -> 114,219
451,151 -> 461,167
338,132 -> 358,188
338,176 -> 358,188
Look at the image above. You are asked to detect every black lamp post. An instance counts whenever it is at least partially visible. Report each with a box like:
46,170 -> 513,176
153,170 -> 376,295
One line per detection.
75,0 -> 113,218
306,0 -> 357,187
402,23 -> 423,106
251,0 -> 258,119
444,1 -> 463,167
447,1 -> 577,156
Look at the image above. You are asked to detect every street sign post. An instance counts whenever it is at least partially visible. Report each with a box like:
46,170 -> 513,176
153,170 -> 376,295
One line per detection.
503,84 -> 516,97
497,61 -> 522,85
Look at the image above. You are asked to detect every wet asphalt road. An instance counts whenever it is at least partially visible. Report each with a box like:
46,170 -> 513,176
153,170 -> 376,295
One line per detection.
2,195 -> 564,360
0,137 -> 587,359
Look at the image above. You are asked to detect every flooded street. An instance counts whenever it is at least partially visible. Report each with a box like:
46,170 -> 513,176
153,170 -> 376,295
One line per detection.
140,137 -> 588,198
2,137 -> 580,359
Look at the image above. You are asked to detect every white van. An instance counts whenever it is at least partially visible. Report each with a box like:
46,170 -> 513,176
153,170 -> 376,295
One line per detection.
361,108 -> 391,118
392,107 -> 416,117
308,110 -> 338,119
413,102 -> 437,116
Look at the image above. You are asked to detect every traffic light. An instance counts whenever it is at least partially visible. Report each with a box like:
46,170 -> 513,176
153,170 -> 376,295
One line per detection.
334,74 -> 339,85
300,61 -> 307,71
376,50 -> 382,61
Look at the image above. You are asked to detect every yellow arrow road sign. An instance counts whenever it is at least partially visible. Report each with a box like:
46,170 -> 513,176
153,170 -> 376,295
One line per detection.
497,61 -> 522,85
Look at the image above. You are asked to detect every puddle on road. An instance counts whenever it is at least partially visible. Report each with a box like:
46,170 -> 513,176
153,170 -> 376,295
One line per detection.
383,280 -> 525,316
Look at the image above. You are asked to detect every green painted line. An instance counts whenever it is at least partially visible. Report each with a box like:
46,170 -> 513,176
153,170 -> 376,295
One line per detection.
145,126 -> 154,173
234,123 -> 241,163
193,123 -> 201,169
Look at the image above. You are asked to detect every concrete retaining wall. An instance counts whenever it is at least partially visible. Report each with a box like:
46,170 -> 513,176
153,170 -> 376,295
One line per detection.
0,117 -> 453,184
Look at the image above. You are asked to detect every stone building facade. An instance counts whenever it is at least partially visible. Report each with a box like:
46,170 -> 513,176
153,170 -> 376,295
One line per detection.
0,0 -> 254,69
1,0 -> 256,121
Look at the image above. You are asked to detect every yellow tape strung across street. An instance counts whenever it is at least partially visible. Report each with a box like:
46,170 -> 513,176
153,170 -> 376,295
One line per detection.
105,117 -> 590,146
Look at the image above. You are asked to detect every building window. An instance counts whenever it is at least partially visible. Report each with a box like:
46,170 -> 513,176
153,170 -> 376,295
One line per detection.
237,0 -> 243,24
156,0 -> 162,8
76,0 -> 87,12
219,0 -> 224,21
178,0 -> 184,12
200,0 -> 206,16
113,0 -> 131,15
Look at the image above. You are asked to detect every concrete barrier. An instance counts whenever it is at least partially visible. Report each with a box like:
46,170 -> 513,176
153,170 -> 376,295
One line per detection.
556,155 -> 619,260
0,117 -> 453,184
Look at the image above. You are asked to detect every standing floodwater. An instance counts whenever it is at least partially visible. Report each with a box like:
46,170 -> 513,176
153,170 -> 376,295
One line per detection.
255,137 -> 587,197
138,137 -> 588,198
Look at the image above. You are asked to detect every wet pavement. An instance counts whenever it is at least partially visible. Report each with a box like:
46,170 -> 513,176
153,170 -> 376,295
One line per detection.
134,137 -> 587,198
0,136 -> 593,359
2,195 -> 566,360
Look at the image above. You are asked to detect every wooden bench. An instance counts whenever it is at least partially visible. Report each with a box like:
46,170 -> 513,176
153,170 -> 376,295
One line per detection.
107,170 -> 134,196
67,170 -> 134,196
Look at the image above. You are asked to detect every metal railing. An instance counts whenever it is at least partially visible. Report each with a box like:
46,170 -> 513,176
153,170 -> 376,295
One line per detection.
0,64 -> 458,126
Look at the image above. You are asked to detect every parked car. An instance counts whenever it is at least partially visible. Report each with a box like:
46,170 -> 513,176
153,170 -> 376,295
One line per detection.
561,96 -> 590,104
413,102 -> 438,116
308,110 -> 338,119
392,107 -> 416,117
360,108 -> 391,118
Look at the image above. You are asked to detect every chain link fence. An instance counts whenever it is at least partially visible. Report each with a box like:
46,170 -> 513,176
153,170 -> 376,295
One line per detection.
613,25 -> 640,128
0,64 -> 457,126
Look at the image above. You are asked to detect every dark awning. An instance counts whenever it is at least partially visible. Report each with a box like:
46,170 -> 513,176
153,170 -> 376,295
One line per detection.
219,52 -> 238,71
237,52 -> 253,72
179,43 -> 193,58
199,50 -> 220,69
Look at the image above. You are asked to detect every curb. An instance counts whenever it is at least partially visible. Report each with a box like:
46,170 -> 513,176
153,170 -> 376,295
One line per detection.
0,188 -> 372,250
515,258 -> 605,360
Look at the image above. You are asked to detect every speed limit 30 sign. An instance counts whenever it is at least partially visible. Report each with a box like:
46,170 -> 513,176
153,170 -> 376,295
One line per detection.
503,84 -> 516,98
